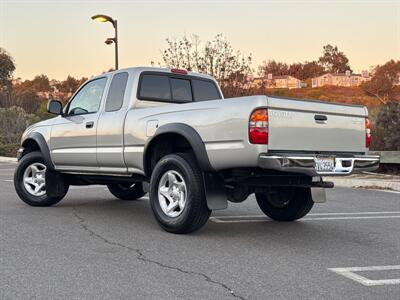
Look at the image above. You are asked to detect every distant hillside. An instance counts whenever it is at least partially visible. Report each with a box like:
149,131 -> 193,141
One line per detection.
262,86 -> 400,109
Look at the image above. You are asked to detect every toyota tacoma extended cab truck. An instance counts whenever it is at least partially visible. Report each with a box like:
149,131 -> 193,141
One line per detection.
14,67 -> 380,233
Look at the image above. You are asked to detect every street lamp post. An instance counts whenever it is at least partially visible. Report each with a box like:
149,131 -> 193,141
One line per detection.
91,14 -> 118,70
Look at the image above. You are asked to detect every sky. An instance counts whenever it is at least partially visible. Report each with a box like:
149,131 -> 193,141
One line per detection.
1,0 -> 399,80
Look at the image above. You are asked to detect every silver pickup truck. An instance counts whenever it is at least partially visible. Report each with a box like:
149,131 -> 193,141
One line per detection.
14,67 -> 379,233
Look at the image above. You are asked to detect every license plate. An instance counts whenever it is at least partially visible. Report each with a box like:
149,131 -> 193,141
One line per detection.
314,156 -> 335,173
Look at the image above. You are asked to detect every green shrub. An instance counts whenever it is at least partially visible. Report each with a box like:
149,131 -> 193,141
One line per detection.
371,101 -> 400,150
0,106 -> 40,145
0,143 -> 19,157
35,100 -> 52,120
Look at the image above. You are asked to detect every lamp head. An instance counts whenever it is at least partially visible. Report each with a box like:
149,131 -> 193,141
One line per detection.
91,14 -> 115,26
105,38 -> 114,45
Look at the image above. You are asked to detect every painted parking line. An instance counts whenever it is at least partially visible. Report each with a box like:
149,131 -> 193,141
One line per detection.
214,212 -> 400,218
302,215 -> 400,221
210,212 -> 400,223
329,265 -> 400,286
210,216 -> 400,223
370,189 -> 400,194
309,211 -> 400,216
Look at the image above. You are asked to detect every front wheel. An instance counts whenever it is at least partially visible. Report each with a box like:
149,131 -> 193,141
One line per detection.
149,153 -> 211,234
255,187 -> 313,221
14,151 -> 69,207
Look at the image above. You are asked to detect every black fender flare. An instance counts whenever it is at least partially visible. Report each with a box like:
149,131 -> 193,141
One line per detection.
21,132 -> 55,170
143,123 -> 227,210
143,123 -> 213,176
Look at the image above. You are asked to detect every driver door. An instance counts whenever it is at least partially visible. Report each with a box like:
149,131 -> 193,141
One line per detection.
50,77 -> 108,170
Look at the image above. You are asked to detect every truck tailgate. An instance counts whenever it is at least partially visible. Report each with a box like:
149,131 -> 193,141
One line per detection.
267,97 -> 367,153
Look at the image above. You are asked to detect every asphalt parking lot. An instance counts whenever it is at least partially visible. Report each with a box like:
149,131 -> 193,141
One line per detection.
1,162 -> 399,299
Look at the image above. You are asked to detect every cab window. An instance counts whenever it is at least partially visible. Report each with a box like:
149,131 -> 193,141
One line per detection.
67,78 -> 107,115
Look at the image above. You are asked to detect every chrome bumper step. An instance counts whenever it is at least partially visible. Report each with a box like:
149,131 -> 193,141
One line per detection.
258,154 -> 380,176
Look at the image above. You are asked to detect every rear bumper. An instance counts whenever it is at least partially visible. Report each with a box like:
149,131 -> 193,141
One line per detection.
258,153 -> 380,176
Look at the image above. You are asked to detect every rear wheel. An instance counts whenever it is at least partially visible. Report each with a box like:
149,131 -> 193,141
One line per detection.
255,187 -> 313,221
149,153 -> 211,234
107,183 -> 146,200
14,151 -> 69,206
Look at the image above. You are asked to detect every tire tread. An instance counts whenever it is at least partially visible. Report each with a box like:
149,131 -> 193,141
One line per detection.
149,152 -> 210,234
256,187 -> 313,221
14,151 -> 68,207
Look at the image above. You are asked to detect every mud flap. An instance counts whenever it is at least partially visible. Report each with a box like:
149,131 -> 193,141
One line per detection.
142,182 -> 150,193
46,170 -> 68,198
203,172 -> 227,210
311,187 -> 327,203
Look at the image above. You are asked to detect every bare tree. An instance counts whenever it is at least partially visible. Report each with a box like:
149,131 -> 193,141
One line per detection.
160,33 -> 252,91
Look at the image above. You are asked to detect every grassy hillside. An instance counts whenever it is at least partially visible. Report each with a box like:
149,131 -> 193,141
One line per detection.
263,86 -> 400,109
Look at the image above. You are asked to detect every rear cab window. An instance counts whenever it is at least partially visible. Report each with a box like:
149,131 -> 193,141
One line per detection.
139,75 -> 171,101
137,72 -> 221,103
170,78 -> 192,102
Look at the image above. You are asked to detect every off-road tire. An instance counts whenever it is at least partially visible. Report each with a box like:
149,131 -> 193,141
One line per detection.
107,183 -> 146,200
149,153 -> 211,234
14,151 -> 68,207
255,187 -> 314,221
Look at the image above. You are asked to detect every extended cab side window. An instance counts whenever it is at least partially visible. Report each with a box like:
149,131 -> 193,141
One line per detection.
67,77 -> 107,115
192,79 -> 221,101
139,75 -> 171,101
105,72 -> 128,112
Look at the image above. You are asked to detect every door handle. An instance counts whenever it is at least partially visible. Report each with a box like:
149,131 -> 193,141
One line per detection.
314,114 -> 327,122
86,121 -> 94,128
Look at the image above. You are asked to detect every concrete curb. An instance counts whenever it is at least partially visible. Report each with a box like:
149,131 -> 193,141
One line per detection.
327,176 -> 400,192
0,156 -> 17,163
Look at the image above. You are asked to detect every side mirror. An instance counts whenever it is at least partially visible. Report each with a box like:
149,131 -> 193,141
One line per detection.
47,100 -> 63,115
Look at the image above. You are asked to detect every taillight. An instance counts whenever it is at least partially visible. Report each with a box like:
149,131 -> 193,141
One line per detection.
249,108 -> 268,144
365,118 -> 372,148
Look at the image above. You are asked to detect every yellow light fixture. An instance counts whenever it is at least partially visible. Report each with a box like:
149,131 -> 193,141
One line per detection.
91,14 -> 115,26
93,16 -> 108,22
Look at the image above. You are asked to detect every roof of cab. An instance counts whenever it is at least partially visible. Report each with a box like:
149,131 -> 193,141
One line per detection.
96,67 -> 216,81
